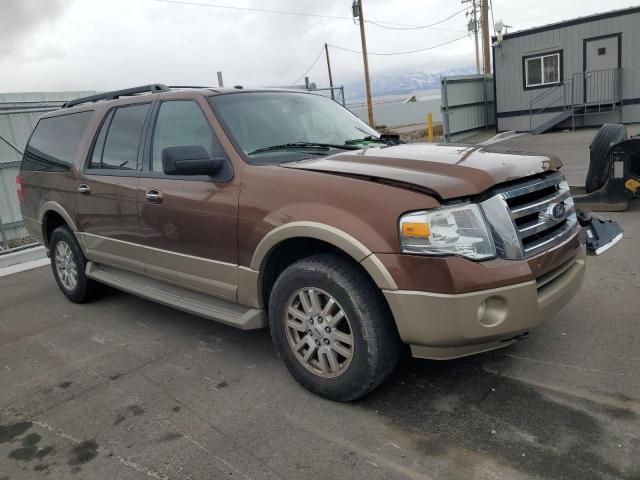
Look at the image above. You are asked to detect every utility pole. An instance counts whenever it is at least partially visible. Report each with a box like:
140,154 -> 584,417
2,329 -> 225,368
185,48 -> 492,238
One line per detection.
353,0 -> 374,126
324,43 -> 335,100
463,0 -> 481,74
481,0 -> 490,74
472,1 -> 480,74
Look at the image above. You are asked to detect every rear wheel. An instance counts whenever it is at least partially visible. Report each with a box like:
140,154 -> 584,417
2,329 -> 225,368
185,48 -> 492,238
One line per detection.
49,226 -> 97,303
268,253 -> 402,401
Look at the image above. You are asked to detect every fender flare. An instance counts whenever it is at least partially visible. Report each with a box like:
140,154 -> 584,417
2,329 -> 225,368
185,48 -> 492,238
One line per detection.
245,222 -> 397,307
38,201 -> 80,246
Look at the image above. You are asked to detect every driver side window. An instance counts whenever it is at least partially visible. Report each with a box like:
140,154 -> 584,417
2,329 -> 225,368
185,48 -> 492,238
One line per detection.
151,101 -> 218,172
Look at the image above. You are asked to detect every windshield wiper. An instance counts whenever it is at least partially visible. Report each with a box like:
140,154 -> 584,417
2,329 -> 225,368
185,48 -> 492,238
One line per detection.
248,142 -> 360,155
346,134 -> 403,146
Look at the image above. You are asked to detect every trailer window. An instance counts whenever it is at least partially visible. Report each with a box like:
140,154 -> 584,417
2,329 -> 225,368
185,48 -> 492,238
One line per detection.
524,52 -> 561,88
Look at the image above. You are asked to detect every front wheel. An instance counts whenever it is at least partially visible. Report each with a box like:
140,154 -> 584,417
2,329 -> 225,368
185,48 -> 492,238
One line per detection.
268,254 -> 402,401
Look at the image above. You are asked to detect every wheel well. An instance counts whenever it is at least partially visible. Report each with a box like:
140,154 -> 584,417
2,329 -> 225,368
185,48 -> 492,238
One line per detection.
260,237 -> 357,309
42,211 -> 67,248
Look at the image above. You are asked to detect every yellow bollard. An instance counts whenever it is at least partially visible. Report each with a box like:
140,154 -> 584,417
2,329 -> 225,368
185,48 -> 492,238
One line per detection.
427,113 -> 434,143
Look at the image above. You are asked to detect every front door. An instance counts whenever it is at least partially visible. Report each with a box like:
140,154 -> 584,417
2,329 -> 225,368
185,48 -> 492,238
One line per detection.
75,101 -> 151,272
584,34 -> 620,104
137,98 -> 239,301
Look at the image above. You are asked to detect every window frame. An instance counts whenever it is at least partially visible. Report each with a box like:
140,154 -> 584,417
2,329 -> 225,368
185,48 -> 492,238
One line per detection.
522,50 -> 563,90
83,102 -> 153,177
140,99 -> 233,182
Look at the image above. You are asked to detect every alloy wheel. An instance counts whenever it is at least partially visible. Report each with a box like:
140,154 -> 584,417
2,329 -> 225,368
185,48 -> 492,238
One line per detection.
284,287 -> 354,378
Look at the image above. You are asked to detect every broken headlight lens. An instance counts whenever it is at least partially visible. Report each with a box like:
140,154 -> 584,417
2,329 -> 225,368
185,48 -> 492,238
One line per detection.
399,204 -> 496,260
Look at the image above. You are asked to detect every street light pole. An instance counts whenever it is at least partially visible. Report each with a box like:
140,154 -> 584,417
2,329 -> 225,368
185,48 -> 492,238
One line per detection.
354,0 -> 374,126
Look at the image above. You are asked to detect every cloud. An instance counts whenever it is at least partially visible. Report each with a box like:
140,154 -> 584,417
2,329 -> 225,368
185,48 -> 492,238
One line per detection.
0,0 -> 638,93
0,0 -> 69,58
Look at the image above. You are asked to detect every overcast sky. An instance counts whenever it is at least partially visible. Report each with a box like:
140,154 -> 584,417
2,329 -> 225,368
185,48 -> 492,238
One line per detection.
1,0 -> 638,93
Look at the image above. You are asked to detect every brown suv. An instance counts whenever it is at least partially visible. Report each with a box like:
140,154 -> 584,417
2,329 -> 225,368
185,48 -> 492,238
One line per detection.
19,84 -> 587,401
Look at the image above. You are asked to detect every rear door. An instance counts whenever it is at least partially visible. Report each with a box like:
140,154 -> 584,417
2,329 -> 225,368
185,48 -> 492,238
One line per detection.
75,102 -> 151,272
137,97 -> 239,300
584,34 -> 620,104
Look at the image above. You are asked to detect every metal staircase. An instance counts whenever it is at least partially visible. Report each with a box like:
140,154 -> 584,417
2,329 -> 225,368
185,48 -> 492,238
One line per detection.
529,68 -> 621,134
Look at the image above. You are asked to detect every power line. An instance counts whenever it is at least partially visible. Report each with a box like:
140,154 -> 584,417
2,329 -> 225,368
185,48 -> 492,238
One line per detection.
328,34 -> 469,56
290,46 -> 326,86
153,0 -> 467,31
365,7 -> 467,30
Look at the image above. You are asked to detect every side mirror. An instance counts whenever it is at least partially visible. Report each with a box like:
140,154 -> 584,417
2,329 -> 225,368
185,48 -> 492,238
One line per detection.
162,145 -> 225,176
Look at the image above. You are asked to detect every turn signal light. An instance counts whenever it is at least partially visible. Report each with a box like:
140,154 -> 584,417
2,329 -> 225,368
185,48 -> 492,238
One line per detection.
401,222 -> 430,238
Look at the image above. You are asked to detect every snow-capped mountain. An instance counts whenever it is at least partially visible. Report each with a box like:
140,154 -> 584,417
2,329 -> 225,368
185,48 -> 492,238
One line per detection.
341,67 -> 476,101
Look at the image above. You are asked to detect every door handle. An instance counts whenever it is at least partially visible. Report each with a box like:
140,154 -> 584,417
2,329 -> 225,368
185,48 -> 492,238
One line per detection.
77,184 -> 91,194
145,189 -> 163,204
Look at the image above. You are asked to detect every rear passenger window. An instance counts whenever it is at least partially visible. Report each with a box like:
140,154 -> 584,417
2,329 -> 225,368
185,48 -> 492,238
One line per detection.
89,103 -> 149,171
22,111 -> 93,172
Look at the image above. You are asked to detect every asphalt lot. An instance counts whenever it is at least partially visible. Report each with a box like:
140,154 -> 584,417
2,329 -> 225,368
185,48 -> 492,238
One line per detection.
1,130 -> 639,479
494,125 -> 640,186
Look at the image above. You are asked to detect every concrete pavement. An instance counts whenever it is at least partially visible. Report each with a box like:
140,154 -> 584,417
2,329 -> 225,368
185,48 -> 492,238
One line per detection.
0,202 -> 638,480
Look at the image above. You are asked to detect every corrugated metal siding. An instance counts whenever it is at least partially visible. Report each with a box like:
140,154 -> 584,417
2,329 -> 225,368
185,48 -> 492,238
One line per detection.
495,10 -> 640,129
441,74 -> 495,141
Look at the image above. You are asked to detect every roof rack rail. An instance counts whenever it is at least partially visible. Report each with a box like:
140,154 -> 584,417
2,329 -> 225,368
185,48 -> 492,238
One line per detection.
168,85 -> 211,89
62,84 -> 170,108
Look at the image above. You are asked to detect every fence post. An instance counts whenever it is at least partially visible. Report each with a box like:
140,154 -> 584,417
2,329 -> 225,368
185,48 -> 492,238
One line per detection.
441,77 -> 450,143
426,113 -> 434,143
0,214 -> 8,250
483,75 -> 489,128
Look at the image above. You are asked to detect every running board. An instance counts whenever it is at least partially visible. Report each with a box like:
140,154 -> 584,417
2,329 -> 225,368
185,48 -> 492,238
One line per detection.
85,262 -> 266,330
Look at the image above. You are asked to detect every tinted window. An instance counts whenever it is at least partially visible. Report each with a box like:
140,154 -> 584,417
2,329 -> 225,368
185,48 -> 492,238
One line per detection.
89,110 -> 113,169
151,101 -> 217,172
22,111 -> 93,172
92,104 -> 149,170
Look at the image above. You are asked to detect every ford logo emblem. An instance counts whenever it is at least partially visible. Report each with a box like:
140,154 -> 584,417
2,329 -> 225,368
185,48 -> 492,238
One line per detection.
549,202 -> 566,220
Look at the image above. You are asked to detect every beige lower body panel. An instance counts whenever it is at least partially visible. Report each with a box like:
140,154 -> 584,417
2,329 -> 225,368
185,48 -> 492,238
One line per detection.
86,262 -> 266,330
78,232 -> 237,301
384,248 -> 586,360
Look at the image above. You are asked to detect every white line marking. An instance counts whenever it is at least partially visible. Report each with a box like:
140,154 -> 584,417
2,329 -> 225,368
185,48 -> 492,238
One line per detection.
505,354 -> 627,376
0,257 -> 50,277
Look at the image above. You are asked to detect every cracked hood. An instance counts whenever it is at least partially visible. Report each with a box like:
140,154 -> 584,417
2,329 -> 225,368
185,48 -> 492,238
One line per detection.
282,143 -> 562,199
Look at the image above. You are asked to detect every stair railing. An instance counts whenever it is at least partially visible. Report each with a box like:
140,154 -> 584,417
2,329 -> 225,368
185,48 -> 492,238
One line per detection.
528,80 -> 573,132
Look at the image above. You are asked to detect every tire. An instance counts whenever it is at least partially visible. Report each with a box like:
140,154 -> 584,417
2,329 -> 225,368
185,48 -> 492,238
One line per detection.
49,226 -> 97,303
268,253 -> 402,401
586,124 -> 628,193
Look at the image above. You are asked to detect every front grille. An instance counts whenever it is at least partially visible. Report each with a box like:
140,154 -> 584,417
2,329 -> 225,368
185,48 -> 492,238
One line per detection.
481,172 -> 579,260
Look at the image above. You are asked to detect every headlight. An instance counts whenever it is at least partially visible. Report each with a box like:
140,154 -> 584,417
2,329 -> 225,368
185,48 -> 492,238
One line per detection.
399,204 -> 496,260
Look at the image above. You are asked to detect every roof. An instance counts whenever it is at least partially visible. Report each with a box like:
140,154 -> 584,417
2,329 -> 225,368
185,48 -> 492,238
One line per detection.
499,6 -> 640,40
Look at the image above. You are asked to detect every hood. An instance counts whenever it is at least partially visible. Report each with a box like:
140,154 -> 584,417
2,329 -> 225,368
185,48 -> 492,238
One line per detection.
281,143 -> 562,199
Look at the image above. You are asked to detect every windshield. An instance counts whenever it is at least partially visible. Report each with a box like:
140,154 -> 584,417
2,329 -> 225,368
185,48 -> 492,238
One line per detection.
209,92 -> 380,163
